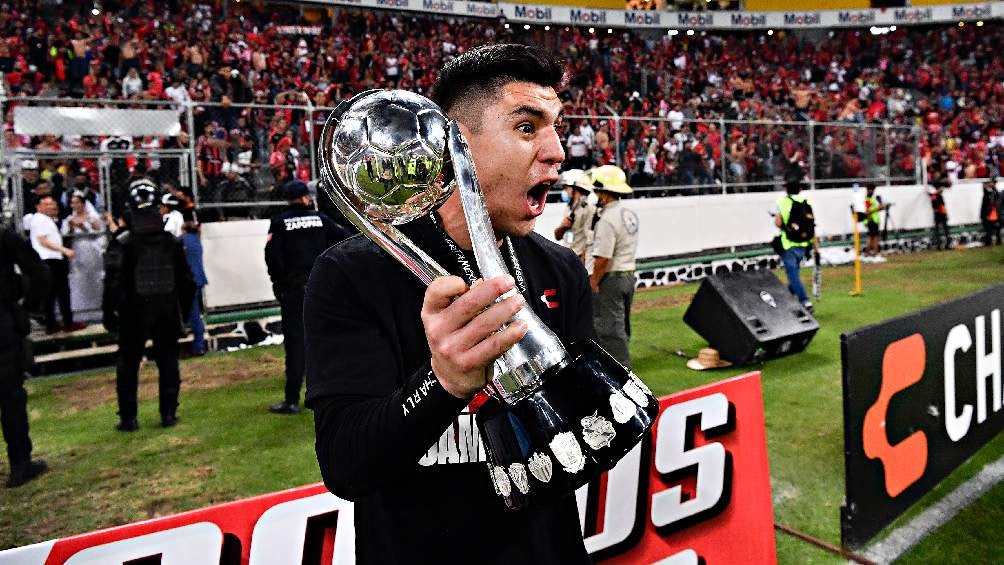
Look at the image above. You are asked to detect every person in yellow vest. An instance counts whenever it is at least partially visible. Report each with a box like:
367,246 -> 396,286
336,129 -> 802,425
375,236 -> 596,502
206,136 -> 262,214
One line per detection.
589,165 -> 639,368
862,183 -> 890,257
553,169 -> 596,267
773,179 -> 817,313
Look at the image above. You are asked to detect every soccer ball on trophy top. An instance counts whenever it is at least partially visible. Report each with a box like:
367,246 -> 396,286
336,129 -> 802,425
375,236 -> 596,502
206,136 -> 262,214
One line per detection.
328,89 -> 453,225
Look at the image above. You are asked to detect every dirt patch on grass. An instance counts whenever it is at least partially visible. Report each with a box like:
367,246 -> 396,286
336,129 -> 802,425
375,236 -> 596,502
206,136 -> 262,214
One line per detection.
52,350 -> 284,412
633,286 -> 694,313
144,499 -> 177,519
167,436 -> 200,448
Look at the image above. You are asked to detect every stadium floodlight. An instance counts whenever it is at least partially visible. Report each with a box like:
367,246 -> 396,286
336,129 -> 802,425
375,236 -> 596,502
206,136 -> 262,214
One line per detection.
977,21 -> 984,27
504,23 -> 510,29
589,27 -> 595,33
686,29 -> 695,36
668,29 -> 679,36
608,29 -> 613,34
767,29 -> 774,36
890,25 -> 897,31
545,25 -> 550,31
958,21 -> 965,27
91,8 -> 100,15
523,24 -> 530,30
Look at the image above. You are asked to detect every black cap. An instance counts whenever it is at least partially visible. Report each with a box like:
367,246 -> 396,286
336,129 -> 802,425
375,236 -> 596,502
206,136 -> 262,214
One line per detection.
284,180 -> 309,199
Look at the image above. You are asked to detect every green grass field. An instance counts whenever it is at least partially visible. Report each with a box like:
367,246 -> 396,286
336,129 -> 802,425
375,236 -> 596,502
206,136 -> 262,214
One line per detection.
2,246 -> 1004,563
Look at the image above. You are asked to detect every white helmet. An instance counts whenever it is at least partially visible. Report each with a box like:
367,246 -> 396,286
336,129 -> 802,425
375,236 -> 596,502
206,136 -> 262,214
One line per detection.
555,169 -> 592,193
128,178 -> 158,209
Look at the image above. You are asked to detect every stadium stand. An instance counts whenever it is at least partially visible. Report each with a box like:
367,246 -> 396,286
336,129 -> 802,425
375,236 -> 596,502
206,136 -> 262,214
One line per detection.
1,0 -> 1001,204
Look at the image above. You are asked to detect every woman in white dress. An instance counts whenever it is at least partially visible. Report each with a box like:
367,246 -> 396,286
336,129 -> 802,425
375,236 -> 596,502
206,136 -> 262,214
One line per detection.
61,191 -> 106,321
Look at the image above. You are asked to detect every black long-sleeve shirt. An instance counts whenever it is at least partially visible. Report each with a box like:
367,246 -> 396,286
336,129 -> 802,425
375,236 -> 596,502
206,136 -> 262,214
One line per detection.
305,217 -> 595,565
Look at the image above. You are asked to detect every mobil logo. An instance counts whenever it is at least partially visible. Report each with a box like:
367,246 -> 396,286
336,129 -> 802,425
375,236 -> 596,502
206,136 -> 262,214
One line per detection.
570,9 -> 607,24
624,11 -> 660,26
676,13 -> 714,26
783,12 -> 822,26
513,5 -> 552,20
837,11 -> 875,25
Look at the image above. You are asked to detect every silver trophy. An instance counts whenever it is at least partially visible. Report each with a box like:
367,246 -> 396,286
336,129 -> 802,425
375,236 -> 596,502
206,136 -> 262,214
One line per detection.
318,90 -> 658,508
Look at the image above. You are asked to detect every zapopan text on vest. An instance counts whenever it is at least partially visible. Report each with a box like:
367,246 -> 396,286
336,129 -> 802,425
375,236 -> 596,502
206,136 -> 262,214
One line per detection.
283,216 -> 324,231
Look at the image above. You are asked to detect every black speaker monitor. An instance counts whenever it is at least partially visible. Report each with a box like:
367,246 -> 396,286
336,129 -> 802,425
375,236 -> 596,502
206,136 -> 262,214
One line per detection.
683,270 -> 819,365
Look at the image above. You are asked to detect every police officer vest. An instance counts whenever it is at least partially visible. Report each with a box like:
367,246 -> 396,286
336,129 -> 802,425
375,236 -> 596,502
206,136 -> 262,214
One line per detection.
129,210 -> 177,298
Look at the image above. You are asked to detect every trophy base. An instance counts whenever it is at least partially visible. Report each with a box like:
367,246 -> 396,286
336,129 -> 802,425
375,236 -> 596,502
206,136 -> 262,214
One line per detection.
477,339 -> 659,509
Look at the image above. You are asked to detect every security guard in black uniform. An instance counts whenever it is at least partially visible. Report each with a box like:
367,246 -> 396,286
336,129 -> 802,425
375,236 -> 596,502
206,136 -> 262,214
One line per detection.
1,225 -> 51,487
103,179 -> 195,431
265,180 -> 350,414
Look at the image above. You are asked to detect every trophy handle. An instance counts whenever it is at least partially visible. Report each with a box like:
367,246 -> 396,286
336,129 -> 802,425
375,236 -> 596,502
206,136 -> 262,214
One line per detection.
447,123 -> 569,404
318,93 -> 450,286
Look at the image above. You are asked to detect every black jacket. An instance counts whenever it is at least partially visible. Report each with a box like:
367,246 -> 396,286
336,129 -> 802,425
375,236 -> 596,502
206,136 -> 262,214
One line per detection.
0,227 -> 50,349
980,187 -> 1001,222
305,217 -> 594,565
264,203 -> 350,294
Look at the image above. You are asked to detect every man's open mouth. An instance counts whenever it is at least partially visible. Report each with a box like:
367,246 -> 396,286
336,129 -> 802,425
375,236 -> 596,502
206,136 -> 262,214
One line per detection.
526,182 -> 550,217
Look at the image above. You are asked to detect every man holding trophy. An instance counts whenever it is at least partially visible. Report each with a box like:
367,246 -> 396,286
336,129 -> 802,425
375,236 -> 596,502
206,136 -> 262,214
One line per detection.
305,44 -> 656,564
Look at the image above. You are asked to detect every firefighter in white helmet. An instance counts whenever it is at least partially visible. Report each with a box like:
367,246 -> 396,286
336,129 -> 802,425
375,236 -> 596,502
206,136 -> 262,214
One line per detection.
553,168 -> 596,267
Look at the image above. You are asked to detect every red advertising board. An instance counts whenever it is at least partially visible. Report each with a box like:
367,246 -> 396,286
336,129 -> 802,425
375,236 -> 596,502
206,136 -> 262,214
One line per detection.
0,372 -> 775,565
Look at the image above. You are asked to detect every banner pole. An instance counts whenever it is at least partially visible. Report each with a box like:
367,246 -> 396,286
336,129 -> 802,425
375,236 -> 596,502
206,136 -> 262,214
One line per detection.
851,207 -> 862,297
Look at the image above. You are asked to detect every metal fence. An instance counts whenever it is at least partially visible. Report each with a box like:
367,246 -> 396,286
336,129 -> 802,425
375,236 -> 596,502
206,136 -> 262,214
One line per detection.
2,96 -> 924,225
563,114 -> 922,196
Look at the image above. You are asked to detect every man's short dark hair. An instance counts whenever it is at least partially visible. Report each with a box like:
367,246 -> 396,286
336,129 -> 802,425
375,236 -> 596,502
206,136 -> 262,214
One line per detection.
429,43 -> 566,132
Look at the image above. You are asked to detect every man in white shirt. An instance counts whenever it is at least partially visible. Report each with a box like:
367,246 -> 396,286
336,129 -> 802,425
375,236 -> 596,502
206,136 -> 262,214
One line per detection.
164,76 -> 190,115
566,125 -> 590,170
667,108 -> 685,132
160,194 -> 185,237
30,195 -> 84,334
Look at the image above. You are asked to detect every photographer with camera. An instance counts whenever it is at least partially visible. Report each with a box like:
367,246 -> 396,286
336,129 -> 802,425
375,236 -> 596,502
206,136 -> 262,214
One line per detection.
980,177 -> 1001,247
862,183 -> 891,257
773,179 -> 817,313
928,177 -> 952,250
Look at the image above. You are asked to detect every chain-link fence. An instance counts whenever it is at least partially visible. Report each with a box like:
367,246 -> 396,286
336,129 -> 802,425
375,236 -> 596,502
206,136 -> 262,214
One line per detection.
1,148 -> 189,230
1,96 -> 924,225
562,115 -> 922,196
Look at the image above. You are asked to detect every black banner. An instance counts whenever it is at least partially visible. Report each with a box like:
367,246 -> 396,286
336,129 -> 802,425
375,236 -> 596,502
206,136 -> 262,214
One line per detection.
841,283 -> 1004,548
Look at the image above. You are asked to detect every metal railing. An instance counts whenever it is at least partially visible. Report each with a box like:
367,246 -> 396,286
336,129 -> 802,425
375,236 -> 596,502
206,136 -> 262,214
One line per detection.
1,96 -> 924,225
562,114 -> 922,196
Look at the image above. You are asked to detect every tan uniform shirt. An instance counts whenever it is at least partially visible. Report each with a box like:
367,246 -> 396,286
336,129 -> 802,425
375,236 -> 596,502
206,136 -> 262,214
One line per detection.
592,200 -> 639,272
563,199 -> 596,260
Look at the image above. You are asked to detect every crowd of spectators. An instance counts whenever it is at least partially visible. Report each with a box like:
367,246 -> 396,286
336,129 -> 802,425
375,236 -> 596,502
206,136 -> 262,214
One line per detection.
0,0 -> 1001,204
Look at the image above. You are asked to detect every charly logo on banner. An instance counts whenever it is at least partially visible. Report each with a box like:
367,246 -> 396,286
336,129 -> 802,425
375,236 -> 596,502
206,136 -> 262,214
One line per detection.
841,284 -> 1004,548
0,374 -> 776,565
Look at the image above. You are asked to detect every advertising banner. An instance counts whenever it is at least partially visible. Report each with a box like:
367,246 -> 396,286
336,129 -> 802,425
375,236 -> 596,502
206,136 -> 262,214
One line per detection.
13,107 -> 183,137
841,284 -> 1004,547
0,373 -> 776,564
312,0 -> 1003,30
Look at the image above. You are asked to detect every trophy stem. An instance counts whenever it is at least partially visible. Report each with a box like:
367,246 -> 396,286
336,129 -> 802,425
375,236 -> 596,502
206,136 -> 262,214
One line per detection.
447,123 -> 569,404
318,175 -> 449,286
